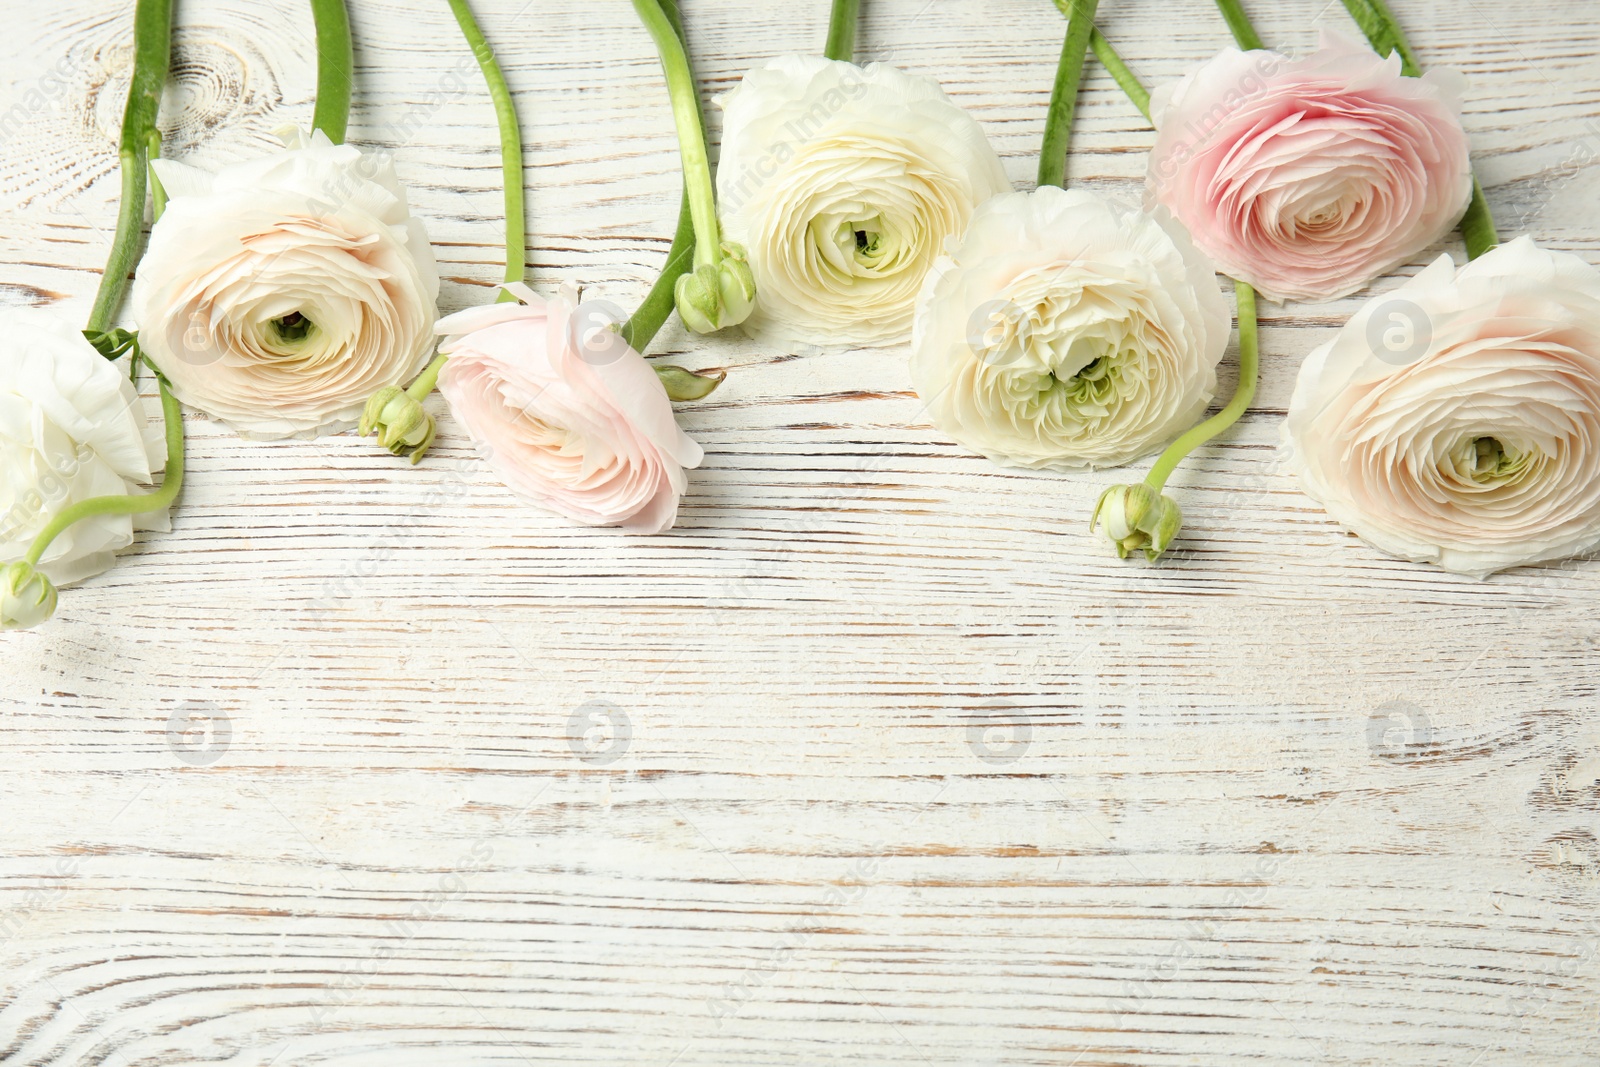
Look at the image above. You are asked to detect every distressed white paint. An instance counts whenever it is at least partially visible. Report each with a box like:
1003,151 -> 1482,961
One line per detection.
2,1 -> 1599,1064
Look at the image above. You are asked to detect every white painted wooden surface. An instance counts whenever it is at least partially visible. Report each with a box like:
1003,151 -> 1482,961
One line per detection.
3,0 -> 1600,1063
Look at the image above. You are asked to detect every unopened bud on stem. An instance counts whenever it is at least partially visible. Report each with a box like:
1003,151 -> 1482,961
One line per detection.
2,561 -> 57,631
1091,483 -> 1183,561
675,242 -> 756,334
360,386 -> 437,464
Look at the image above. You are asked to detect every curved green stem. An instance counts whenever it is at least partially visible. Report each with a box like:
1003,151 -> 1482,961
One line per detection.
622,186 -> 696,352
1338,0 -> 1499,258
1039,15 -> 1262,501
447,0 -> 526,301
1145,282 -> 1258,491
1089,28 -> 1150,121
406,353 -> 448,400
147,130 -> 167,222
310,0 -> 354,144
824,0 -> 860,62
1045,2 -> 1151,122
1038,0 -> 1100,189
1459,179 -> 1498,259
24,367 -> 185,568
621,0 -> 699,352
86,0 -> 173,335
1213,0 -> 1265,50
1338,0 -> 1418,74
632,0 -> 721,271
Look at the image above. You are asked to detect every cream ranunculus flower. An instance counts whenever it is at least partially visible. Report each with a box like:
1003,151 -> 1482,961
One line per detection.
716,57 -> 1010,346
0,308 -> 168,586
910,187 -> 1231,469
132,128 -> 440,438
1285,237 -> 1600,577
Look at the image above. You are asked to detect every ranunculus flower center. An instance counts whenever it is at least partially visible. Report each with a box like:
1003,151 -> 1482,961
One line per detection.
270,311 -> 315,345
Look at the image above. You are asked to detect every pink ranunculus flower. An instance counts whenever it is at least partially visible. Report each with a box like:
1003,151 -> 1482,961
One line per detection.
1146,32 -> 1472,303
1284,238 -> 1600,578
435,284 -> 703,535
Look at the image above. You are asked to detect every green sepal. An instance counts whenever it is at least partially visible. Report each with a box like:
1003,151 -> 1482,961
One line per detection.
83,328 -> 140,362
654,364 -> 726,402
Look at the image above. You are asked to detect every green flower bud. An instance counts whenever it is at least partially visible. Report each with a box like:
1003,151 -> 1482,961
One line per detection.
675,243 -> 758,334
2,561 -> 57,631
359,386 -> 436,465
675,265 -> 724,335
1091,484 -> 1183,562
716,242 -> 756,326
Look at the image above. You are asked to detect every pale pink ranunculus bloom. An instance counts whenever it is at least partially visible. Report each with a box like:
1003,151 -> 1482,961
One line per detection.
1284,238 -> 1600,578
436,284 -> 703,534
134,128 -> 440,439
1147,32 -> 1472,304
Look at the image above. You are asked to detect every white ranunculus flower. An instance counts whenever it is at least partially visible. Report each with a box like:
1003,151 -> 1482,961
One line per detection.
716,56 -> 1010,346
132,128 -> 440,438
910,187 -> 1231,469
1285,237 -> 1600,578
0,309 -> 168,586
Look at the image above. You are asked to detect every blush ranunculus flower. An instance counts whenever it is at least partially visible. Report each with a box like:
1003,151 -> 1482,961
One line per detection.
1147,32 -> 1472,303
132,128 -> 439,438
716,56 -> 1010,346
910,187 -> 1230,469
436,284 -> 703,534
0,309 -> 168,586
1285,237 -> 1600,578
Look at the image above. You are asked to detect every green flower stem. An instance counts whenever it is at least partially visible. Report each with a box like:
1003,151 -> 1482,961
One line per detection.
86,0 -> 173,335
632,0 -> 721,271
310,0 -> 354,144
1039,17 -> 1262,499
824,0 -> 860,62
1338,0 -> 1418,74
147,130 -> 167,222
406,353 -> 448,400
23,365 -> 185,569
621,0 -> 698,352
1145,281 -> 1259,492
1458,180 -> 1498,259
1045,1 -> 1151,122
1213,0 -> 1265,51
1089,28 -> 1150,121
1338,0 -> 1499,259
1037,0 -> 1100,189
447,0 -> 526,302
621,187 -> 696,351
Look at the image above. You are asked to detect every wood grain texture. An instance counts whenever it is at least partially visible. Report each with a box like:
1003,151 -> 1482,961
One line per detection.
3,0 -> 1600,1064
